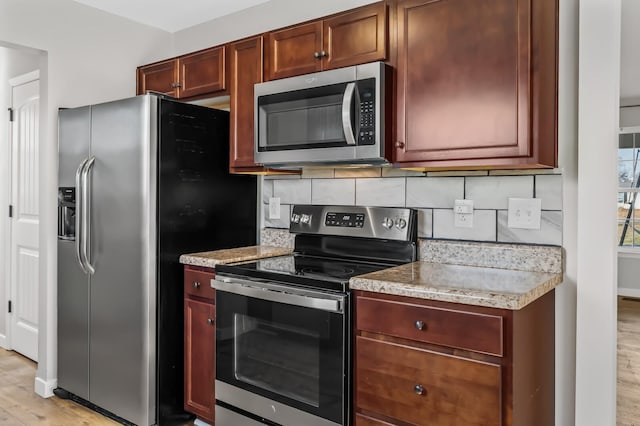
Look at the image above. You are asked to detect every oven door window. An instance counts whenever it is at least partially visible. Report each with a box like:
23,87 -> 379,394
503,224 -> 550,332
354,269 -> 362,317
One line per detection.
216,290 -> 345,424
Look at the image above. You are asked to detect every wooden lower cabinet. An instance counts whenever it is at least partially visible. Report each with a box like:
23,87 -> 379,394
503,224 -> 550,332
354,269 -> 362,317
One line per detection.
184,266 -> 216,424
354,290 -> 555,426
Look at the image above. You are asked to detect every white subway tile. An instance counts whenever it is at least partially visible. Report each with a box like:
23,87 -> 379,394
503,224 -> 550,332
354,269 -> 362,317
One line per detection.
535,174 -> 563,210
465,176 -> 533,209
301,168 -> 335,179
311,179 -> 356,205
261,179 -> 273,204
406,177 -> 464,208
273,179 -> 312,204
426,170 -> 488,177
497,210 -> 562,245
433,209 -> 497,242
355,178 -> 406,207
335,167 -> 382,178
382,168 -> 426,177
263,204 -> 291,229
417,209 -> 433,238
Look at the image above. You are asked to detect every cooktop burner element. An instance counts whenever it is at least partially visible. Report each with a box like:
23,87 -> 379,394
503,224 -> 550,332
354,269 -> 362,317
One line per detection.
215,205 -> 418,293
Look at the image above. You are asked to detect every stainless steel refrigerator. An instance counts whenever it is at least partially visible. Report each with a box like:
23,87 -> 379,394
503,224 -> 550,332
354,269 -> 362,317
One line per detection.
56,94 -> 257,425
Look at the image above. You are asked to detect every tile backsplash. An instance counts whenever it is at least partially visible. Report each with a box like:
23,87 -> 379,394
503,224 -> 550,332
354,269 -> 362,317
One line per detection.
261,168 -> 563,246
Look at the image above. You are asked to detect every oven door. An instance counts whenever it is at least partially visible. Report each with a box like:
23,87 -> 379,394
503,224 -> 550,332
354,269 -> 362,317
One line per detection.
212,275 -> 348,426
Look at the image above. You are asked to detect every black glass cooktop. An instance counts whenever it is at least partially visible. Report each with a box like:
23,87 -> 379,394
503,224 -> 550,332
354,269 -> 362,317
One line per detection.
214,254 -> 396,293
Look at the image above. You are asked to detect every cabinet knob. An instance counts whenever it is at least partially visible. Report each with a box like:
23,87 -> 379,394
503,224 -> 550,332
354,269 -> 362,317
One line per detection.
414,320 -> 425,331
320,50 -> 327,57
414,384 -> 425,396
395,141 -> 405,149
170,82 -> 182,89
207,318 -> 214,325
193,281 -> 201,289
313,51 -> 321,59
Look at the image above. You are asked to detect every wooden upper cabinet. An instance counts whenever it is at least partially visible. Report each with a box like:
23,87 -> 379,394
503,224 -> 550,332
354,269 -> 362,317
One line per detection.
179,46 -> 226,98
137,59 -> 178,97
266,21 -> 323,81
394,0 -> 558,168
229,36 -> 264,171
266,2 -> 388,81
323,2 -> 387,70
137,46 -> 226,99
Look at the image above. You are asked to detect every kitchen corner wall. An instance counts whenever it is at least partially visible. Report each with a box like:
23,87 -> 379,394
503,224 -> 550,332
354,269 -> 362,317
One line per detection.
261,168 -> 563,246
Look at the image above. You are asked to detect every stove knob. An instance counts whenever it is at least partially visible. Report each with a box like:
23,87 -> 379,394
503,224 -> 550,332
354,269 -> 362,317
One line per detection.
382,217 -> 393,229
291,213 -> 301,224
395,218 -> 407,229
300,214 -> 311,224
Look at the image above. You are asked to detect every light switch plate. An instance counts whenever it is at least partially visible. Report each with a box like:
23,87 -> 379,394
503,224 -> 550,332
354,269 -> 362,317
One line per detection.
268,197 -> 281,219
507,198 -> 542,229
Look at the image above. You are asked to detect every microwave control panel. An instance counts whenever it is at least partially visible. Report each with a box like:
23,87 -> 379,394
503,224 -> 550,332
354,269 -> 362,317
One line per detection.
358,79 -> 376,145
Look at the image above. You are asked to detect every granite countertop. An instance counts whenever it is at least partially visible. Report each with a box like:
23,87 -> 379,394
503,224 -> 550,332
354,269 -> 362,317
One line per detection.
349,261 -> 562,310
179,245 -> 292,268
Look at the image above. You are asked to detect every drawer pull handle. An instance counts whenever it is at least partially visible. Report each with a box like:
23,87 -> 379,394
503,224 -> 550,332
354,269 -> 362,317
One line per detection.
414,384 -> 425,396
207,318 -> 214,326
193,281 -> 201,289
414,320 -> 425,331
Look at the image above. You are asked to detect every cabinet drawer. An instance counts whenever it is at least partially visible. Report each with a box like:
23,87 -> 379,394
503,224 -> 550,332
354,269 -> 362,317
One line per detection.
184,267 -> 216,302
355,413 -> 397,425
356,296 -> 503,356
356,336 -> 501,426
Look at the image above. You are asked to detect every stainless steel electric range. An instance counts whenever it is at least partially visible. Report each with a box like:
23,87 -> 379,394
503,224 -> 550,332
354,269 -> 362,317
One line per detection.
212,205 -> 418,426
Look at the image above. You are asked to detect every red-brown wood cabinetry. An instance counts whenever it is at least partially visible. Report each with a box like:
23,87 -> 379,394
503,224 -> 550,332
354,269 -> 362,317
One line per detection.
183,266 -> 216,424
354,290 -> 555,426
393,0 -> 557,169
265,2 -> 388,81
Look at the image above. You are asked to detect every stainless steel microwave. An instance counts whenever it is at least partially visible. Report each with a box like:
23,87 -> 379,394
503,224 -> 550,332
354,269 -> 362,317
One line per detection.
254,61 -> 391,167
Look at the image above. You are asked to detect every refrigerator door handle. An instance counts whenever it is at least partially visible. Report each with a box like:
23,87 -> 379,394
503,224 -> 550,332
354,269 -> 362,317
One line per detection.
81,156 -> 96,275
75,158 -> 89,274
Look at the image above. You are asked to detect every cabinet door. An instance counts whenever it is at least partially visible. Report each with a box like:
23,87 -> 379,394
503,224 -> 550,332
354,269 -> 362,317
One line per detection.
229,36 -> 264,171
323,2 -> 387,70
394,0 -> 554,168
356,336 -> 501,425
184,298 -> 215,424
265,21 -> 323,81
179,46 -> 226,98
137,59 -> 178,96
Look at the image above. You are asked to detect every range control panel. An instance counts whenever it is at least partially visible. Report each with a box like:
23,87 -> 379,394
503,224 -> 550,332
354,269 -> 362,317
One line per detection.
325,212 -> 365,228
289,205 -> 416,241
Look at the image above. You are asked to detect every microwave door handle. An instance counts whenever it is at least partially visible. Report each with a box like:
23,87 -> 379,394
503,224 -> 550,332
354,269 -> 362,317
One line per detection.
341,82 -> 357,146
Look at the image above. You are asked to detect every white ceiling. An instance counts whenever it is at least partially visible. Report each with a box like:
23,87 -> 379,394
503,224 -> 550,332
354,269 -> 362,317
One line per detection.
71,0 -> 271,33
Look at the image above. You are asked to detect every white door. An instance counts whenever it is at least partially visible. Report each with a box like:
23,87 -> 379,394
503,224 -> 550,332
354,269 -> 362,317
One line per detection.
8,70 -> 40,361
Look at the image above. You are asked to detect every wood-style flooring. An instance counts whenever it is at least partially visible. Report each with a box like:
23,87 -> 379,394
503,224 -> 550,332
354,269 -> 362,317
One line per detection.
618,296 -> 640,426
0,348 -> 119,425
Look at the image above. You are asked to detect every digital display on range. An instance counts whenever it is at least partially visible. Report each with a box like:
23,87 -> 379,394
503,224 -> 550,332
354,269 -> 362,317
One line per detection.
325,212 -> 365,228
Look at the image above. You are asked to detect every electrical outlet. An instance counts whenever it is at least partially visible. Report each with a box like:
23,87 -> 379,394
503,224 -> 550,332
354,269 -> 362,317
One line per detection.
454,199 -> 474,228
268,197 -> 281,219
507,198 -> 541,229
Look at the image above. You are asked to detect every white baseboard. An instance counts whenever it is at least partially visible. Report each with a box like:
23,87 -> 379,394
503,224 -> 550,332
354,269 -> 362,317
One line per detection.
618,287 -> 640,298
0,333 -> 7,349
34,376 -> 57,398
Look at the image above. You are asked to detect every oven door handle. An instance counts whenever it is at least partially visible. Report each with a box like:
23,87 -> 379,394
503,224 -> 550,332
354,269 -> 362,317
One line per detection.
212,277 -> 344,313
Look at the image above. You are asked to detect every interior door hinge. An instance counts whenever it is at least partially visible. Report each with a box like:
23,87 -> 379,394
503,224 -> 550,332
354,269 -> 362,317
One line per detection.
8,205 -> 13,218
8,301 -> 11,313
8,108 -> 13,122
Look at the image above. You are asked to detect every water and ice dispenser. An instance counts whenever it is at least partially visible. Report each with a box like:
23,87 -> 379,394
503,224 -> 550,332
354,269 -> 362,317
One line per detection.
58,187 -> 76,240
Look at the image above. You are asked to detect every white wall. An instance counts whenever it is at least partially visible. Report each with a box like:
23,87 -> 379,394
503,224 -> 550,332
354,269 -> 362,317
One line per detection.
0,46 -> 44,348
575,1 -> 620,425
0,0 -> 173,397
174,0 -> 379,55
